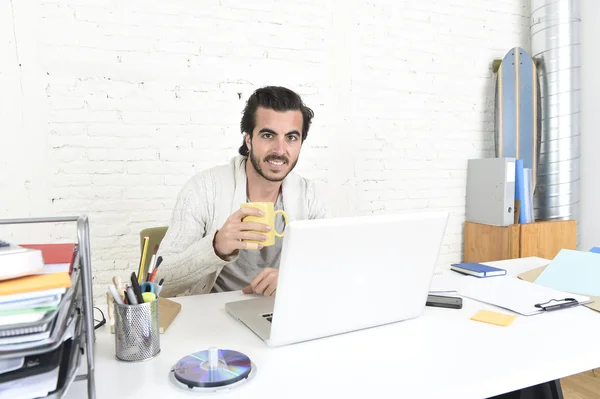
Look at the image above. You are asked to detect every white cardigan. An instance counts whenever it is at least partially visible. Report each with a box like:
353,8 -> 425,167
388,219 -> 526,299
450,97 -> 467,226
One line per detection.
157,155 -> 329,297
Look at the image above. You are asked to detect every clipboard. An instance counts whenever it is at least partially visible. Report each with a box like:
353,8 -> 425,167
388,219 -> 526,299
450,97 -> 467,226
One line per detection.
518,266 -> 600,313
458,274 -> 591,316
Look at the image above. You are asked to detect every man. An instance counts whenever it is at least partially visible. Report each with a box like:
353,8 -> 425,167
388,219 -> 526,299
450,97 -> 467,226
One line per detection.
157,86 -> 329,298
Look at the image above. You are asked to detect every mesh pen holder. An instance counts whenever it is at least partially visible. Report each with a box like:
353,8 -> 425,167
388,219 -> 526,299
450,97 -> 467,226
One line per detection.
114,298 -> 160,362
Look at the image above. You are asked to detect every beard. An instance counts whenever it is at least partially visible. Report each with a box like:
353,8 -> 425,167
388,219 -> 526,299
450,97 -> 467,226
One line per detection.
249,147 -> 298,182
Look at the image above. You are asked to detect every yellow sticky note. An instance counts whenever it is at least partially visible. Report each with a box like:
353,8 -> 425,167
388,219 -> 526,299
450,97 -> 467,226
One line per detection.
471,310 -> 517,327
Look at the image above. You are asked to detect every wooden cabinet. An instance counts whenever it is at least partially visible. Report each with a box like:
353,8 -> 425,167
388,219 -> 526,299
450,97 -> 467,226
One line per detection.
463,220 -> 577,263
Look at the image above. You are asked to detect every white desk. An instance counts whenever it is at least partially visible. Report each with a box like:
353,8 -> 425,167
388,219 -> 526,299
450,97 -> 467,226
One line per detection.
66,257 -> 600,399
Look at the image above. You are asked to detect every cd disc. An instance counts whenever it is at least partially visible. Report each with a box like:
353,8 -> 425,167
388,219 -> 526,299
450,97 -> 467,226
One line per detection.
172,348 -> 252,388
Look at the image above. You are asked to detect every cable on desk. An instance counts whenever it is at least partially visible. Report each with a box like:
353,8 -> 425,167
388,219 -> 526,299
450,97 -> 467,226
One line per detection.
93,307 -> 106,330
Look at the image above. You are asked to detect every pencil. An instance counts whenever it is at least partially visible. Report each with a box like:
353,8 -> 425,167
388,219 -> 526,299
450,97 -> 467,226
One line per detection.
137,236 -> 150,283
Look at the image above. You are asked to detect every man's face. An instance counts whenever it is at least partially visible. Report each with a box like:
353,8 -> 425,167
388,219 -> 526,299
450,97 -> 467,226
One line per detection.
246,106 -> 303,182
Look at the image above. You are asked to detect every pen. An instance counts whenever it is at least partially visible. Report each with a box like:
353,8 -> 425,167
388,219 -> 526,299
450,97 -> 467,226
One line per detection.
542,301 -> 579,311
125,285 -> 138,305
108,284 -> 124,305
146,244 -> 159,281
146,254 -> 156,282
130,272 -> 145,304
155,278 -> 165,297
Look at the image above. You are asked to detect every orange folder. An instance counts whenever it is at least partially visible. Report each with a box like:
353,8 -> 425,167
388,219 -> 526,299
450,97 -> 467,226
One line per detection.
20,243 -> 77,274
20,244 -> 76,265
0,272 -> 72,297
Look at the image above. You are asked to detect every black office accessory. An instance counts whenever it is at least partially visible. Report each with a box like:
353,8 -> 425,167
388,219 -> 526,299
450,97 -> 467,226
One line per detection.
534,298 -> 579,312
130,272 -> 145,304
426,294 -> 463,309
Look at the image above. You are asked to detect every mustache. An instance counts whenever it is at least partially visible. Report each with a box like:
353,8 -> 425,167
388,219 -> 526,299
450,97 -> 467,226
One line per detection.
264,155 -> 288,163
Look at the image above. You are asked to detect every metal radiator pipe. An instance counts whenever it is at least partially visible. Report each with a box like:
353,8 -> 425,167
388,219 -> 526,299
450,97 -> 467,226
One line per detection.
530,0 -> 581,224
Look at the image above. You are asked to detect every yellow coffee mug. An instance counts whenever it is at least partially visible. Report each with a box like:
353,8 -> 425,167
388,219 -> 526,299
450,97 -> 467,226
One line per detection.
241,202 -> 288,247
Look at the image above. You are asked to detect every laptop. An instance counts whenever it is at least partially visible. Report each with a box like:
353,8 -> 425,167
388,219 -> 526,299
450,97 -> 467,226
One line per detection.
225,211 -> 449,347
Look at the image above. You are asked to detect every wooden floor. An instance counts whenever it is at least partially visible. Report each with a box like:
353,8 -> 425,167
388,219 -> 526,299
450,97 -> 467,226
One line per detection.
562,369 -> 600,399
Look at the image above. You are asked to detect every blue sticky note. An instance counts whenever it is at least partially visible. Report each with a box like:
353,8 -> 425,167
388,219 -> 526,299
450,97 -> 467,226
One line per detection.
535,249 -> 600,296
590,247 -> 600,254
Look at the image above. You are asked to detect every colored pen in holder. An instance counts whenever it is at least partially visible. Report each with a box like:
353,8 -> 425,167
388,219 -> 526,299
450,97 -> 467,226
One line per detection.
114,298 -> 160,362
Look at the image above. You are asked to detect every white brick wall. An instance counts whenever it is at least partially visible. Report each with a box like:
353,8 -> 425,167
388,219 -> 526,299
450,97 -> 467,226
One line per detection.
0,0 -> 530,304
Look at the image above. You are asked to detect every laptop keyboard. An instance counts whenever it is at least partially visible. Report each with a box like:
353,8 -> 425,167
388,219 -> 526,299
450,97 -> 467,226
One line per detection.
262,313 -> 273,323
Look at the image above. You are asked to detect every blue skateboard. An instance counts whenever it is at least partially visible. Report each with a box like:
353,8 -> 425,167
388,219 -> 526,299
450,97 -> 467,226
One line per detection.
494,47 -> 541,192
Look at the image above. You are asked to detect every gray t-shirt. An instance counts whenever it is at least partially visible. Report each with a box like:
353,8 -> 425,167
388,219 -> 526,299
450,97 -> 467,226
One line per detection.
212,194 -> 286,292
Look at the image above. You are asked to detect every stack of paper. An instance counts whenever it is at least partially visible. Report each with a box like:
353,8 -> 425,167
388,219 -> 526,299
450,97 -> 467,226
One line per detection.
0,243 -> 70,348
0,274 -> 71,344
0,243 -> 76,399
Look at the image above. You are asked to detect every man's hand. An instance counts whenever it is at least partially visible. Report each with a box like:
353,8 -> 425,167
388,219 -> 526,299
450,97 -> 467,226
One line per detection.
242,268 -> 278,296
213,207 -> 271,258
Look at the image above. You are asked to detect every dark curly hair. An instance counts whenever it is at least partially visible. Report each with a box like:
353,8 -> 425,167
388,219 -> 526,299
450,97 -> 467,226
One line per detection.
239,86 -> 314,156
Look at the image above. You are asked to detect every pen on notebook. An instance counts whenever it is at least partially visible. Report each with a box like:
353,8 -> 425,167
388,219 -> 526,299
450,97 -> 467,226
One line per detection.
125,285 -> 138,305
108,284 -> 124,305
155,278 -> 165,297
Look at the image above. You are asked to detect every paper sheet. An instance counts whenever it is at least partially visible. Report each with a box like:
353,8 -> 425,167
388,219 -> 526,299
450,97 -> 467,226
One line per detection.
459,275 -> 591,316
0,365 -> 59,399
535,249 -> 600,296
429,271 -> 458,293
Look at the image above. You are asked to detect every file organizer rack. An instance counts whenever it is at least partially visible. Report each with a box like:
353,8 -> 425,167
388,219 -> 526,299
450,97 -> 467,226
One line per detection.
0,216 -> 96,399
